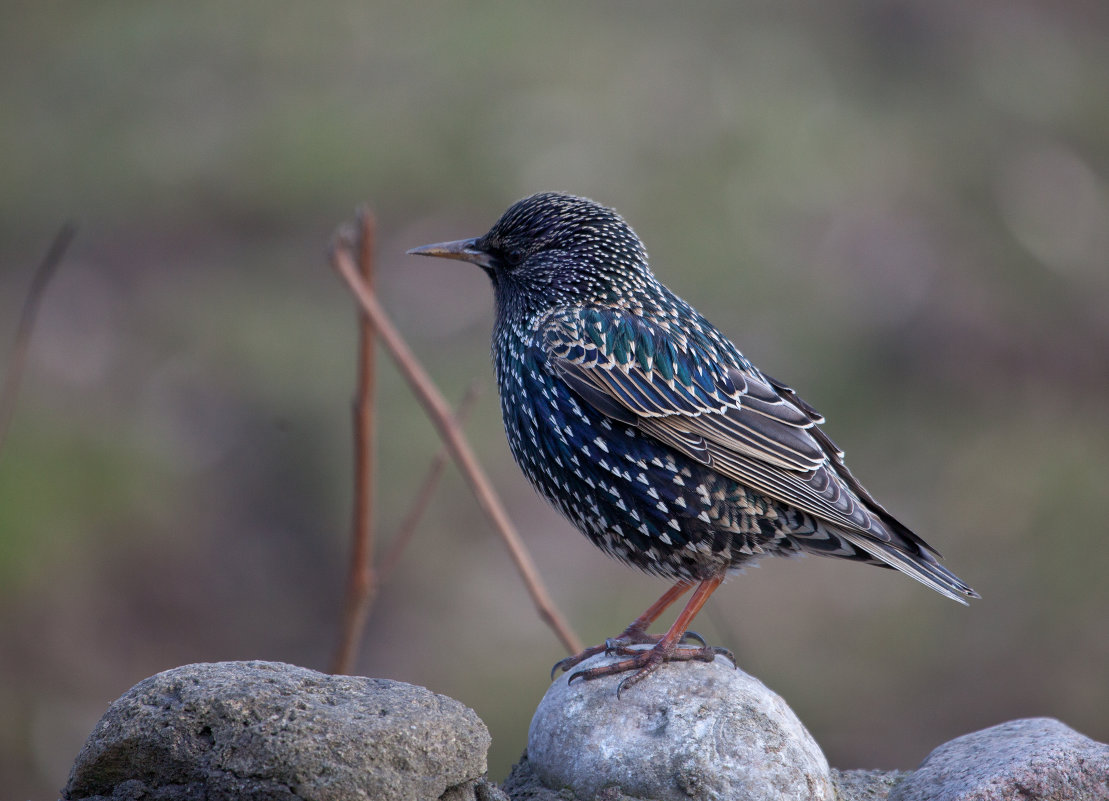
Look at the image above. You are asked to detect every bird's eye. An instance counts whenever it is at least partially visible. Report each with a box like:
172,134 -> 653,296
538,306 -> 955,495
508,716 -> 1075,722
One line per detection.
504,246 -> 525,266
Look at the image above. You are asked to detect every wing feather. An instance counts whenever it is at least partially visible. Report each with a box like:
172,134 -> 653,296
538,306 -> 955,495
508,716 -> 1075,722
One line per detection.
540,307 -> 891,540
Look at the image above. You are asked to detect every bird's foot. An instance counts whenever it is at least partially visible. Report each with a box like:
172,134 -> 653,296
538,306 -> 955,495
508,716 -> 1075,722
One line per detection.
550,628 -> 654,679
567,640 -> 735,697
551,629 -> 707,679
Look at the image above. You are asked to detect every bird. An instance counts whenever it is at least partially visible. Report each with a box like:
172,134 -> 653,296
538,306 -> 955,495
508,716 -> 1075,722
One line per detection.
408,192 -> 978,692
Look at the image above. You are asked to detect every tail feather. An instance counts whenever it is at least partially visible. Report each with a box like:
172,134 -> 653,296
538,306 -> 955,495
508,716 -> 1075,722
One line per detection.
786,513 -> 979,604
839,530 -> 979,605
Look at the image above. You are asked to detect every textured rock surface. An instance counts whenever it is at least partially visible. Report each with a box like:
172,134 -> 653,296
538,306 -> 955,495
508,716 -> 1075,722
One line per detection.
503,756 -> 909,801
889,717 -> 1109,801
504,755 -> 914,801
502,754 -> 594,801
527,649 -> 833,801
831,769 -> 910,801
63,660 -> 495,801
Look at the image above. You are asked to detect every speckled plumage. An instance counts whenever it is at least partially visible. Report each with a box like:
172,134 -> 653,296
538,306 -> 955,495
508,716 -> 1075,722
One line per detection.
410,192 -> 976,686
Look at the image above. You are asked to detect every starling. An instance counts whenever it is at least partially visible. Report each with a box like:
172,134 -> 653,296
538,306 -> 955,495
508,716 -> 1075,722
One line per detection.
409,192 -> 977,691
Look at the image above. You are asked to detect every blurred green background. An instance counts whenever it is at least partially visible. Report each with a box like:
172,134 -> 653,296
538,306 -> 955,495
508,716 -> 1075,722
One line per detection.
2,2 -> 1108,797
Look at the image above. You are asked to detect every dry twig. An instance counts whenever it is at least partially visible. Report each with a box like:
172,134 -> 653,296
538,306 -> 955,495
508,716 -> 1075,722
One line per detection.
0,223 -> 77,456
330,235 -> 583,655
331,209 -> 379,675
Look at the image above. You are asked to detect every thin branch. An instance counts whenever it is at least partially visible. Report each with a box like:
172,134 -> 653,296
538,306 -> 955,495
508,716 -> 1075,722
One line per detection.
331,209 -> 379,675
330,235 -> 583,655
377,380 -> 481,583
0,223 -> 77,456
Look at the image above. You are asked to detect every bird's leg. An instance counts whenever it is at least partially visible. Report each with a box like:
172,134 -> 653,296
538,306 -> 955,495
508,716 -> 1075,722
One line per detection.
551,579 -> 696,678
568,575 -> 735,695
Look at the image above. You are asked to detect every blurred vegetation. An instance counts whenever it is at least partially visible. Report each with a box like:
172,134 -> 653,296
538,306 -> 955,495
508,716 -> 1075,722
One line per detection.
2,2 -> 1108,796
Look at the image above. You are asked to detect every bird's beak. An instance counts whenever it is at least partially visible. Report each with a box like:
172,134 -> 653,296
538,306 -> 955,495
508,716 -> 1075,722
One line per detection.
407,237 -> 493,269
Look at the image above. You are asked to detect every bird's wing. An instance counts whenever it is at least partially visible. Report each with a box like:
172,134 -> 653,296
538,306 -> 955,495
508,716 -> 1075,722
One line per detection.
538,306 -> 897,542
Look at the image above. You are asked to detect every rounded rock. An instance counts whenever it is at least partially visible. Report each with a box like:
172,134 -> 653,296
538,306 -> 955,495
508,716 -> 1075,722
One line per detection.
889,717 -> 1109,801
63,660 -> 493,801
528,650 -> 833,801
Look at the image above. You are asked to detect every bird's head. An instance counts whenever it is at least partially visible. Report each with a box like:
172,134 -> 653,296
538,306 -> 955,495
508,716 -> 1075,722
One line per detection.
408,192 -> 652,319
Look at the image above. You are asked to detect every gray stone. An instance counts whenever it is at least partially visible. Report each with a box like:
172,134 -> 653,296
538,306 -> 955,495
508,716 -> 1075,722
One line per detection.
831,769 -> 910,801
527,649 -> 833,801
502,753 -> 589,800
63,660 -> 493,801
503,755 -> 904,801
889,717 -> 1109,801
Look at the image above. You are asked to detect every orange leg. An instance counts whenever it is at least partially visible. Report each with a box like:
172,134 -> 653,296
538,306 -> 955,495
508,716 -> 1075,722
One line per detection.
624,578 -> 699,631
554,575 -> 735,694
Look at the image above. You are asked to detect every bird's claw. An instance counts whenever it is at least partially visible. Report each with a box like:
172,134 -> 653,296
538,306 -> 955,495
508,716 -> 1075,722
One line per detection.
710,645 -> 737,668
565,640 -> 735,695
551,625 -> 660,679
550,645 -> 604,680
680,629 -> 707,647
554,627 -> 733,689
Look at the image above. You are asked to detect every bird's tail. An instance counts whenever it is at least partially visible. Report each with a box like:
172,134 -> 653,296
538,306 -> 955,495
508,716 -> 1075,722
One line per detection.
837,530 -> 980,605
